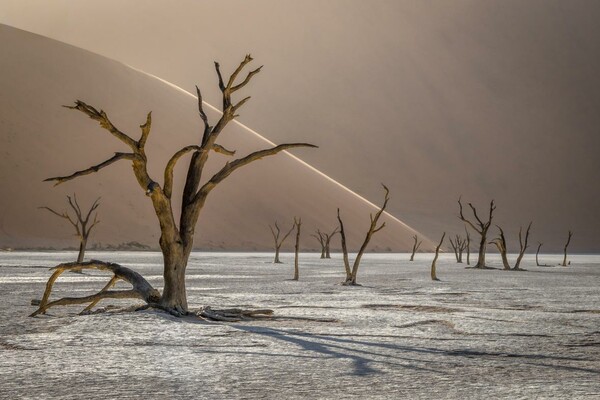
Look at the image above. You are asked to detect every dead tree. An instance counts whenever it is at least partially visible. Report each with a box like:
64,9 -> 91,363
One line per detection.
409,235 -> 422,261
448,235 -> 467,263
40,195 -> 100,263
269,221 -> 295,264
458,197 -> 496,268
431,232 -> 445,281
464,227 -> 471,265
490,226 -> 511,270
292,217 -> 301,281
536,242 -> 544,266
311,230 -> 327,258
561,230 -> 573,266
33,55 -> 316,317
311,227 -> 339,259
513,222 -> 532,270
337,184 -> 389,286
324,227 -> 339,258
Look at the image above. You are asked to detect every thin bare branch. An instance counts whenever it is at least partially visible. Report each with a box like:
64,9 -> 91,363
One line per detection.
212,144 -> 236,156
138,112 -> 152,149
64,101 -> 138,150
231,65 -> 263,92
44,152 -> 136,186
198,143 -> 317,198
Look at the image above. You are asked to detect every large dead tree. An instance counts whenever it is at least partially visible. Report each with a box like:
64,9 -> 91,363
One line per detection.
448,235 -> 467,263
33,55 -> 316,316
490,226 -> 511,270
40,195 -> 100,263
561,230 -> 573,266
513,222 -> 532,270
430,232 -> 445,281
292,217 -> 301,281
269,221 -> 295,264
409,235 -> 422,261
458,197 -> 496,269
337,184 -> 389,286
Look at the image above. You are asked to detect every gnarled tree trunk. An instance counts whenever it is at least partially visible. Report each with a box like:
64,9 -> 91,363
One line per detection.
536,242 -> 544,266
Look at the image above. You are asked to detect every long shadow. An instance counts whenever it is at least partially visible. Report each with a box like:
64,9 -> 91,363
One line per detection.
231,324 -> 448,376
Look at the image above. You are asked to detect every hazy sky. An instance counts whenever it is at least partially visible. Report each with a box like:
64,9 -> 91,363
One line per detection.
1,1 -> 599,251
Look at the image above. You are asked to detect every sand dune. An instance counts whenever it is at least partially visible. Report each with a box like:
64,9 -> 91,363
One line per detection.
0,25 -> 432,252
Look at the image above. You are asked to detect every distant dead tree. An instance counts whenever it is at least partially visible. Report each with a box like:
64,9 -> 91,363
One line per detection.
490,226 -> 511,270
561,230 -> 573,266
311,227 -> 339,259
311,230 -> 326,258
292,217 -> 301,281
513,222 -> 532,270
431,232 -> 445,281
31,55 -> 315,318
40,195 -> 100,263
464,227 -> 471,265
458,197 -> 496,269
269,221 -> 295,264
409,235 -> 422,261
535,242 -> 546,266
448,235 -> 467,263
337,184 -> 389,285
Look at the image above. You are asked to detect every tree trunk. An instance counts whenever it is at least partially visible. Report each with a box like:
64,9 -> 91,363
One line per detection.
562,231 -> 573,266
536,243 -> 542,266
325,245 -> 331,259
159,241 -> 188,312
77,237 -> 87,263
457,249 -> 463,263
274,246 -> 281,264
431,232 -> 445,281
320,248 -> 326,259
475,232 -> 487,268
293,219 -> 300,281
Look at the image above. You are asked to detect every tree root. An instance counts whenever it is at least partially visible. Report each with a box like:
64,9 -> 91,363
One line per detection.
30,260 -> 160,317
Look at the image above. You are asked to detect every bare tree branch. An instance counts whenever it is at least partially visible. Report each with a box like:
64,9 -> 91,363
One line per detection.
197,143 -> 317,199
163,145 -> 203,199
63,101 -> 138,150
138,112 -> 152,149
44,152 -> 136,186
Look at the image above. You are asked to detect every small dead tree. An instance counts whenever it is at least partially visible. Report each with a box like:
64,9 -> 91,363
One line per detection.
513,222 -> 532,270
33,55 -> 316,317
324,227 -> 339,258
490,226 -> 511,270
431,232 -> 445,281
292,217 -> 301,280
40,195 -> 100,263
311,230 -> 327,258
311,227 -> 339,259
409,235 -> 422,261
337,184 -> 389,286
536,242 -> 545,266
269,221 -> 295,264
448,235 -> 467,263
458,197 -> 496,268
561,230 -> 573,266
